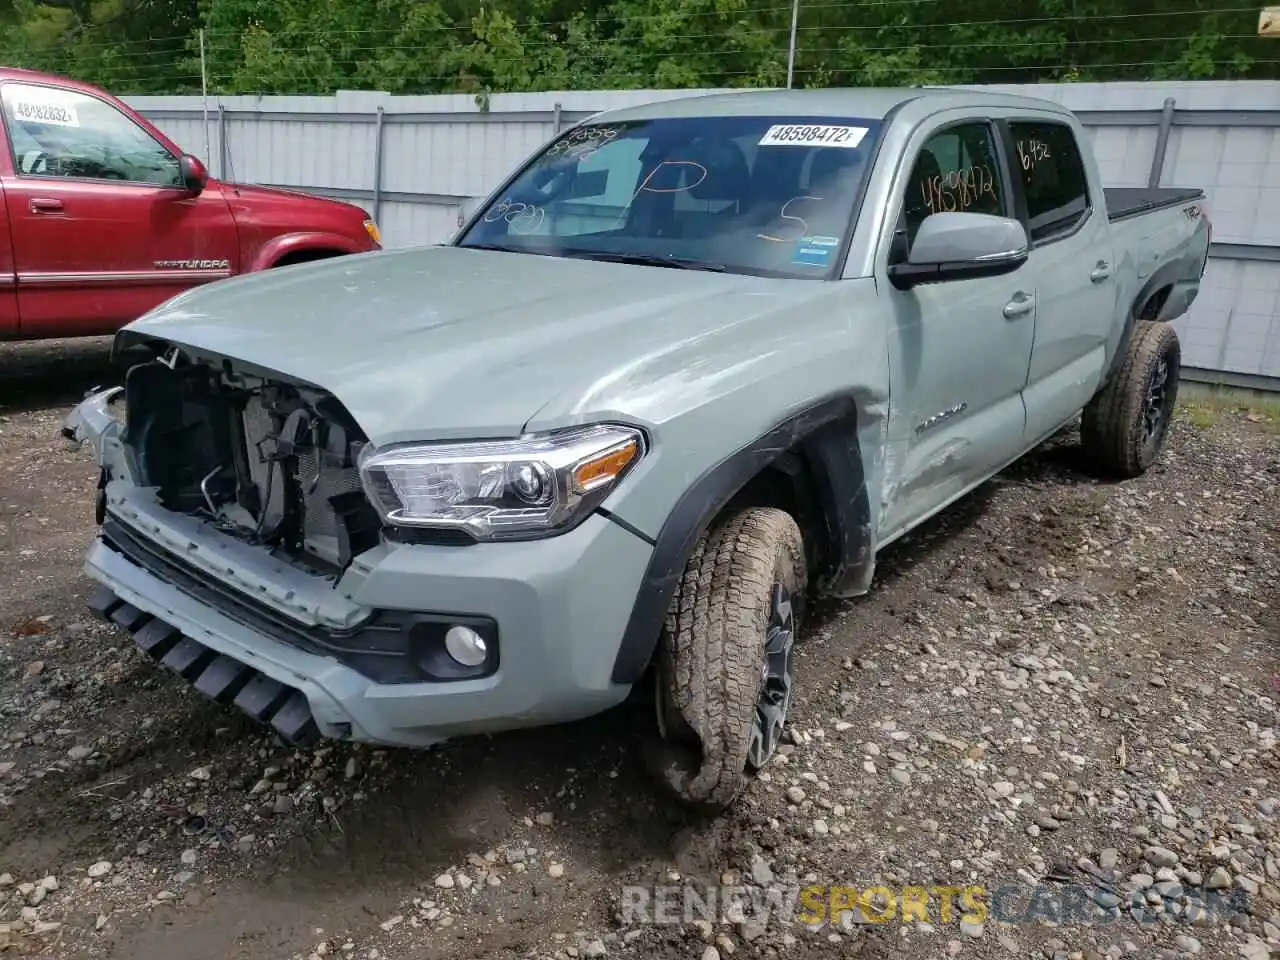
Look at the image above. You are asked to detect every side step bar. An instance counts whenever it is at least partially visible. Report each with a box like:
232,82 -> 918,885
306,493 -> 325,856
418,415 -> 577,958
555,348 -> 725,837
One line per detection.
87,584 -> 321,747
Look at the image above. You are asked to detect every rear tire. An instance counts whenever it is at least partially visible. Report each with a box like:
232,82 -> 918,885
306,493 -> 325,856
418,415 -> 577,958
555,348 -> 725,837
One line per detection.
1081,321 -> 1181,478
643,506 -> 806,813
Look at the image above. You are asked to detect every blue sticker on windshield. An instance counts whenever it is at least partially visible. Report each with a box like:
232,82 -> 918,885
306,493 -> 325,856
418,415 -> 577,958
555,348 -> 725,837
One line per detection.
793,236 -> 840,268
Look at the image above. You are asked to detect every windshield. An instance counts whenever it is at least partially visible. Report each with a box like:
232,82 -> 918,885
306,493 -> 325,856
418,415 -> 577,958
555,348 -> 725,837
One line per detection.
456,115 -> 883,279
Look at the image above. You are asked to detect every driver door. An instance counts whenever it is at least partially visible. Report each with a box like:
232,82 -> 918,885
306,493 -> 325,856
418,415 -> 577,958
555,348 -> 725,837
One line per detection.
0,79 -> 236,338
876,116 -> 1037,543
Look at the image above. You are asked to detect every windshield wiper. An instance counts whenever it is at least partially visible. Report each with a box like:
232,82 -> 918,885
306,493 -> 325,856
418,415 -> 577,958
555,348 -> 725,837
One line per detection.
459,242 -> 520,254
459,243 -> 565,260
561,251 -> 727,272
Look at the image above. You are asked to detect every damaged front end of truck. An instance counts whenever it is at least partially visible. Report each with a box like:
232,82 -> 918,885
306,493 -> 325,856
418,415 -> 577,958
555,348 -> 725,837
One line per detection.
61,332 -> 495,748
66,334 -> 385,575
107,338 -> 379,571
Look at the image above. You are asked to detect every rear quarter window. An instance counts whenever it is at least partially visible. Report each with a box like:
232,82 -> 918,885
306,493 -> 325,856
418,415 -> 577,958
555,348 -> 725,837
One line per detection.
1008,121 -> 1090,243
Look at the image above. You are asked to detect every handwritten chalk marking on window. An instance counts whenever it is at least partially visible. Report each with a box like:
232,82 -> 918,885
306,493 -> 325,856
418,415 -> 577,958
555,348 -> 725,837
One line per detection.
610,160 -> 709,227
758,125 -> 868,149
633,160 -> 708,196
482,197 -> 546,233
758,194 -> 825,243
920,165 -> 997,215
482,198 -> 519,223
508,206 -> 546,234
545,126 -> 621,162
1016,139 -> 1051,172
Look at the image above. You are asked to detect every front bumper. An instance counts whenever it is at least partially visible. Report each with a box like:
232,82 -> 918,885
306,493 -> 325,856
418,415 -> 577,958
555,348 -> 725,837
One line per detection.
83,504 -> 652,749
65,384 -> 655,748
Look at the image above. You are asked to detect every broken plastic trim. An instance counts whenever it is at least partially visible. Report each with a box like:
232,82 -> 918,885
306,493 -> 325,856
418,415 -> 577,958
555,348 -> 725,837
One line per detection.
87,582 -> 323,748
99,517 -> 499,684
62,386 -> 124,452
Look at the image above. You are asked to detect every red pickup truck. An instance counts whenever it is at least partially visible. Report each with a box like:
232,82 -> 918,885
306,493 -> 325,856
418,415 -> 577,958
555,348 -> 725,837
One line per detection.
0,67 -> 382,341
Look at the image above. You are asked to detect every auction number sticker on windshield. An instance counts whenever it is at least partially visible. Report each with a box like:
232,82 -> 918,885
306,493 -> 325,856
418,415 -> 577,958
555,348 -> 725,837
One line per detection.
7,87 -> 80,127
759,124 -> 867,148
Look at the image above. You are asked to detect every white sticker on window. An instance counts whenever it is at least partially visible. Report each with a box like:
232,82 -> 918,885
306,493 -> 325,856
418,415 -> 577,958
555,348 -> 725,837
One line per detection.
758,124 -> 867,148
10,96 -> 79,128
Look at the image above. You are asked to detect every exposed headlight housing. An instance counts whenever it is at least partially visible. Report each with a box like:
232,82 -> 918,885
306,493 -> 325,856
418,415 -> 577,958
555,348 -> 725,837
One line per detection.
362,218 -> 382,246
358,424 -> 646,541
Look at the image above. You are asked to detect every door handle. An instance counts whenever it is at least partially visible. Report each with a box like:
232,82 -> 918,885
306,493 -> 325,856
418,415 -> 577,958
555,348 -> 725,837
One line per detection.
29,198 -> 64,213
1002,292 -> 1035,320
1090,261 -> 1112,283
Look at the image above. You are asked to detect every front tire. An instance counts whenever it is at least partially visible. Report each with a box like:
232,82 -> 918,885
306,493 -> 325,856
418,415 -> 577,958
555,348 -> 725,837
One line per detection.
645,506 -> 806,812
1081,321 -> 1182,478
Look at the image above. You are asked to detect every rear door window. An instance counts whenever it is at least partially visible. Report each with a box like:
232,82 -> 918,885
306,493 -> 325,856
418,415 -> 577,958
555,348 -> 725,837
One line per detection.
1007,121 -> 1091,243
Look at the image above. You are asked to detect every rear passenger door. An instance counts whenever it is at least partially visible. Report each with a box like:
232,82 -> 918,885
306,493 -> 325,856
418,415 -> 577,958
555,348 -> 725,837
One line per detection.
1001,117 -> 1118,443
876,116 -> 1036,543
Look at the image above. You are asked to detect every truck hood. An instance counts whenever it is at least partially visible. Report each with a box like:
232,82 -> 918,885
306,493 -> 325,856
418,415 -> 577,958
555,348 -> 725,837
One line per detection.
218,181 -> 364,213
124,245 -> 839,447
216,181 -> 373,243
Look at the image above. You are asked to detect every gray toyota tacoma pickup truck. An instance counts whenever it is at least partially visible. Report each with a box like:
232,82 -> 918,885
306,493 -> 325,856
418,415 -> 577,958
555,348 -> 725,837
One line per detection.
65,86 -> 1211,811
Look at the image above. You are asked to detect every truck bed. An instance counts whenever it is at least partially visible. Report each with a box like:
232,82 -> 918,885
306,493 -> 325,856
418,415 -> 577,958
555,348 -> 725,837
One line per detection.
1105,187 -> 1204,223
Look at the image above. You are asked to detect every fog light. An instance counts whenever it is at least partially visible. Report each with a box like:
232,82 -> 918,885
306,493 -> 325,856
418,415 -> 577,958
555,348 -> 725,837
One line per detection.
444,625 -> 488,667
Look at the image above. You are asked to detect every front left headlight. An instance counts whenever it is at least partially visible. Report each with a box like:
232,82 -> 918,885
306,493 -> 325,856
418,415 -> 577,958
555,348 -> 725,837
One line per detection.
362,218 -> 382,246
358,424 -> 646,541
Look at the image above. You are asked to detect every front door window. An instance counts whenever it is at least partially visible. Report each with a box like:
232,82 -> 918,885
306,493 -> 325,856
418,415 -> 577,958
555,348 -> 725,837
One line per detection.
1,82 -> 182,187
901,121 -> 1009,248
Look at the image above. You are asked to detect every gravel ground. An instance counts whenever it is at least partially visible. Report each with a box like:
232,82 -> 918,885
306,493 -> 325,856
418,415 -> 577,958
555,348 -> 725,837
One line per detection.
0,337 -> 1277,960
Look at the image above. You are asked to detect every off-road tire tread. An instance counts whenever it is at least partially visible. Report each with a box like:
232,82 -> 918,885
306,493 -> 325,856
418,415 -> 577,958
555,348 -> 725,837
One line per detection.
654,506 -> 805,811
1081,320 -> 1181,478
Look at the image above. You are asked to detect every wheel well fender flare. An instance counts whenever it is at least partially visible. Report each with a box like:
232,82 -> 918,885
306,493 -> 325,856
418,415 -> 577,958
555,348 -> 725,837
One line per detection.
249,232 -> 363,272
609,393 -> 872,685
1101,258 -> 1186,388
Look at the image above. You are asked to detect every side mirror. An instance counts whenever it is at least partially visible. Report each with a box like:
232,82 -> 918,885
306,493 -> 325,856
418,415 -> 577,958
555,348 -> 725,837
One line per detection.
178,154 -> 209,194
889,212 -> 1028,290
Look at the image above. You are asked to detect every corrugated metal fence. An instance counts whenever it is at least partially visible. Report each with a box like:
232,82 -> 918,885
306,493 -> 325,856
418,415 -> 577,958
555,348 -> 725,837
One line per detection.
123,81 -> 1280,390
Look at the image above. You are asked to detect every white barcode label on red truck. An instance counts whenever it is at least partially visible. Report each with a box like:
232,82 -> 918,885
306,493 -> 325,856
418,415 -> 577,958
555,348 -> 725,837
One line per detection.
758,124 -> 867,148
11,97 -> 79,128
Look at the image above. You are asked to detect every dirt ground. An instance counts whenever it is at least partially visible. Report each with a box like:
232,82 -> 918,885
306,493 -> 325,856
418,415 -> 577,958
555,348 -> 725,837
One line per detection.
1,336 -> 1278,960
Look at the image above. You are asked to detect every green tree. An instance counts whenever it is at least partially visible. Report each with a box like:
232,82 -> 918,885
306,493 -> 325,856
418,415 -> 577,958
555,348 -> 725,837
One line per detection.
0,0 -> 1273,95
